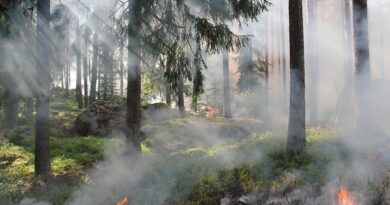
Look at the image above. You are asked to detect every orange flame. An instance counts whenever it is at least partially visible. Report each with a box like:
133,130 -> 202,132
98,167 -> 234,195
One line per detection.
337,186 -> 357,205
115,196 -> 129,205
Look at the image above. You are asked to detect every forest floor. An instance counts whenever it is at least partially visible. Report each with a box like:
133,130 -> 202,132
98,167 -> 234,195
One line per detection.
1,91 -> 390,205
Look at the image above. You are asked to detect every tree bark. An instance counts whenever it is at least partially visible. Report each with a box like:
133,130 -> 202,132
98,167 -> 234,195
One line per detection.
25,97 -> 33,124
287,0 -> 306,156
4,87 -> 18,129
178,71 -> 185,118
64,27 -> 70,98
102,43 -> 109,100
35,0 -> 52,180
264,15 -> 270,107
89,32 -> 98,104
97,59 -> 102,100
109,50 -> 114,96
307,0 -> 319,126
166,65 -> 172,106
352,0 -> 371,129
192,77 -> 198,113
3,0 -> 21,129
126,0 -> 142,158
75,18 -> 82,109
335,0 -> 355,126
83,27 -> 90,108
378,6 -> 385,78
279,0 -> 288,112
223,51 -> 232,118
119,43 -> 124,96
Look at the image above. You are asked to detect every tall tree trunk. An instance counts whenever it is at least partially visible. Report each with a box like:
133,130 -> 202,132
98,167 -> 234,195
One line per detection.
4,87 -> 18,129
178,71 -> 185,118
279,0 -> 287,112
264,15 -> 270,108
378,8 -> 385,78
271,11 -> 278,103
166,65 -> 172,106
25,97 -> 34,124
192,75 -> 198,113
64,29 -> 70,98
61,70 -> 64,88
83,27 -> 90,108
352,0 -> 371,129
3,0 -> 21,129
336,0 -> 354,126
102,43 -> 109,100
109,51 -> 114,96
307,0 -> 319,126
75,18 -> 82,109
119,43 -> 124,96
35,0 -> 52,180
89,32 -> 98,104
287,0 -> 306,156
192,54 -> 203,114
126,0 -> 142,158
97,60 -> 102,100
223,51 -> 232,118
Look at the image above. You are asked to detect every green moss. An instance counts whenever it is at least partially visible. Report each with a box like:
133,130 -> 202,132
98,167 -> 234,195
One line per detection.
51,137 -> 105,168
0,141 -> 34,200
307,127 -> 336,143
52,156 -> 83,175
0,136 -> 106,203
0,109 -> 359,205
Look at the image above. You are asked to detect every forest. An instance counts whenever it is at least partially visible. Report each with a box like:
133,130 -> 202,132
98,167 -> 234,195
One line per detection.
0,0 -> 389,204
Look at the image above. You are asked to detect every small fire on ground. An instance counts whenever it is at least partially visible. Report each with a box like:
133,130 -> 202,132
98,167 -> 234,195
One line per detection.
337,185 -> 358,205
115,196 -> 128,205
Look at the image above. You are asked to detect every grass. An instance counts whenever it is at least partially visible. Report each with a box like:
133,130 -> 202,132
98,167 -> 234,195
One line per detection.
163,128 -> 355,205
0,89 -> 96,204
0,136 -> 108,203
0,119 -> 363,204
1,88 -> 383,204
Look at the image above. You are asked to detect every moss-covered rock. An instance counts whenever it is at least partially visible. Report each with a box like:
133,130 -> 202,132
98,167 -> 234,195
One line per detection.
72,101 -> 177,137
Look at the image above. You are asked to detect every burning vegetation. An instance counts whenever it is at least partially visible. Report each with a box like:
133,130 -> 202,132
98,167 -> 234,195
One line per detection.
337,186 -> 358,205
115,196 -> 129,205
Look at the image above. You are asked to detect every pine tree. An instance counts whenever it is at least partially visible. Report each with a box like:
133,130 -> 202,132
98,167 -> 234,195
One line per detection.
89,32 -> 98,104
35,0 -> 52,180
287,0 -> 306,156
307,0 -> 319,126
236,41 -> 260,93
83,27 -> 90,107
223,51 -> 232,118
352,0 -> 371,129
75,17 -> 83,108
126,0 -> 143,158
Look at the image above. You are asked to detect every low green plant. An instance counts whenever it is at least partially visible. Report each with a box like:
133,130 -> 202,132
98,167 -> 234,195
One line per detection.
51,137 -> 105,168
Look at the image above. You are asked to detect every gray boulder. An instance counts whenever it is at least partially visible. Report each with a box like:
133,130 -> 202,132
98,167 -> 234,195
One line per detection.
73,101 -> 176,136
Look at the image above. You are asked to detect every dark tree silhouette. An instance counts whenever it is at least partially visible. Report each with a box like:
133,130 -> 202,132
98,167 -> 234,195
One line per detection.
3,0 -> 21,129
352,0 -> 371,129
119,43 -> 124,96
89,32 -> 98,104
75,18 -> 83,109
279,0 -> 287,111
287,0 -> 306,156
35,0 -> 52,180
83,27 -> 90,108
223,51 -> 232,118
264,15 -> 270,107
126,0 -> 143,158
178,70 -> 185,118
